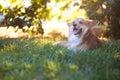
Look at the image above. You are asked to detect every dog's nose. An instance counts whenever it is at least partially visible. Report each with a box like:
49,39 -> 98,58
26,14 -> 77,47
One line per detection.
73,24 -> 77,27
73,26 -> 77,30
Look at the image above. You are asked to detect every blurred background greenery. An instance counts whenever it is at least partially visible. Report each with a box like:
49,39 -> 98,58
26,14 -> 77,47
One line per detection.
0,0 -> 120,39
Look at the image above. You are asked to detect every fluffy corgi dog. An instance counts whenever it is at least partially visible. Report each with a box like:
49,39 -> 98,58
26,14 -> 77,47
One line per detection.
54,18 -> 102,51
67,18 -> 102,51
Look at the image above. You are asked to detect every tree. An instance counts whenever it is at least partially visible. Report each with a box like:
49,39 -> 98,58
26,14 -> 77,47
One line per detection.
47,0 -> 87,21
0,0 -> 50,35
81,0 -> 120,39
81,0 -> 106,23
104,0 -> 120,39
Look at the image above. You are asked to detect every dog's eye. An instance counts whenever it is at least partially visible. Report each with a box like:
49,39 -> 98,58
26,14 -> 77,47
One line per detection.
79,21 -> 82,24
80,28 -> 82,32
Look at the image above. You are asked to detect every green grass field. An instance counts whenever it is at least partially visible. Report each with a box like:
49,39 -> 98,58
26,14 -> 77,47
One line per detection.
0,38 -> 120,80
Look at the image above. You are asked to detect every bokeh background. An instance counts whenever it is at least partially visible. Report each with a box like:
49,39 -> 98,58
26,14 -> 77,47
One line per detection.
0,0 -> 120,39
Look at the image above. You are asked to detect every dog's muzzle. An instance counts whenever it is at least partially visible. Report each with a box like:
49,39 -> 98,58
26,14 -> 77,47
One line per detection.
73,28 -> 82,35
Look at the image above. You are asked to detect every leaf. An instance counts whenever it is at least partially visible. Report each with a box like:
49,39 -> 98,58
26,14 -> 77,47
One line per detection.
9,0 -> 17,4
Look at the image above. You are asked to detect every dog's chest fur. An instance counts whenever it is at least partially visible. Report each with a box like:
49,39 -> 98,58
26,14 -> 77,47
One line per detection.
68,34 -> 87,51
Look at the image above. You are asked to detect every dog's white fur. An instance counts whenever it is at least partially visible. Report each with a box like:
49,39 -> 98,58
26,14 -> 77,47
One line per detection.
55,18 -> 102,51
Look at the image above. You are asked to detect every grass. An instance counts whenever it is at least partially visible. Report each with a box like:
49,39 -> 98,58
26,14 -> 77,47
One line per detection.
0,38 -> 120,80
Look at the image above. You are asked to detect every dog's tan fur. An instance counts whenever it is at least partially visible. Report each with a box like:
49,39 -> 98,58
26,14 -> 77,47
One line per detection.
55,18 -> 102,51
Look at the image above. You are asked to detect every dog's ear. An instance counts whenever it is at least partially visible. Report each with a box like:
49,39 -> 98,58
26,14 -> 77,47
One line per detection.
89,20 -> 99,27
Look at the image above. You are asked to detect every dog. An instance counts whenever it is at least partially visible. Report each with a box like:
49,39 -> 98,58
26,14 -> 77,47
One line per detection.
54,18 -> 102,51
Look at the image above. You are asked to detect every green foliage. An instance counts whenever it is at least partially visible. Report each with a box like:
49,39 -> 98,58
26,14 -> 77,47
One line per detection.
81,0 -> 120,39
81,0 -> 106,23
47,0 -> 87,21
9,0 -> 17,4
104,0 -> 120,39
0,0 -> 87,34
0,38 -> 120,80
0,0 -> 50,35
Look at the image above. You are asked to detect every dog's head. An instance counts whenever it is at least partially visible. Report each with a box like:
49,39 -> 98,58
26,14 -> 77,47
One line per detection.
67,18 -> 98,37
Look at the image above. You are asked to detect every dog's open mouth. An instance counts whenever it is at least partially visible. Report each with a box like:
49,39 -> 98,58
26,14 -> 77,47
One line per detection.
73,28 -> 82,35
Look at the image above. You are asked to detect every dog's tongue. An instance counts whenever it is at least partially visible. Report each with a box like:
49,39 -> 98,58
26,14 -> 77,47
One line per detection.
73,30 -> 79,35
